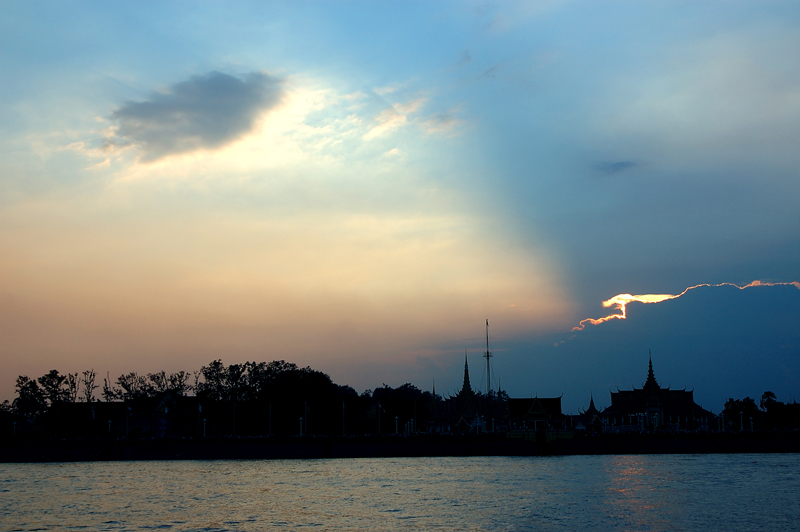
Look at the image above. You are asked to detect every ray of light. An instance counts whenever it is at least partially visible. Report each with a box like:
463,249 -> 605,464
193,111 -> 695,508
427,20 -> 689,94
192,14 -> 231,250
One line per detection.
572,280 -> 800,331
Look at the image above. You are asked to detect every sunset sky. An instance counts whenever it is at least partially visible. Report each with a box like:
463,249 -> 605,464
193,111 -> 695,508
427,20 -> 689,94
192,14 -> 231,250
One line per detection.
2,1 -> 799,412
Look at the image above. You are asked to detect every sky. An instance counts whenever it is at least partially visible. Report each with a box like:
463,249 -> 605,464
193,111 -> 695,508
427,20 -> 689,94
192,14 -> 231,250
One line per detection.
2,1 -> 799,413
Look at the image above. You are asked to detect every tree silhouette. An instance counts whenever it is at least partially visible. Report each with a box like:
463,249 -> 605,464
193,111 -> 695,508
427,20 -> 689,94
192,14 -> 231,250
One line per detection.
37,370 -> 71,405
80,370 -> 98,402
723,397 -> 760,430
13,376 -> 47,417
760,391 -> 777,411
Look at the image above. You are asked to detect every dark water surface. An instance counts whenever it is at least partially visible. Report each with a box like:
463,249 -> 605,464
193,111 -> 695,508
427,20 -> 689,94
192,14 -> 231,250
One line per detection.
2,454 -> 799,531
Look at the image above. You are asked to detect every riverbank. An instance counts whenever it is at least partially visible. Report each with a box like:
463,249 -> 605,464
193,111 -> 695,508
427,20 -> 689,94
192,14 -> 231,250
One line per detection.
3,432 -> 800,462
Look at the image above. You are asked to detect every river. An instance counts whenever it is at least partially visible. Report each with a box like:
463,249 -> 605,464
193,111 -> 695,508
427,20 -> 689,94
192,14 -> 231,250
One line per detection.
2,454 -> 798,530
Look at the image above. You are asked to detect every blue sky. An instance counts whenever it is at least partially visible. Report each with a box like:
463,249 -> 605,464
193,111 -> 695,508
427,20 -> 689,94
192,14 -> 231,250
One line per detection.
2,1 -> 799,411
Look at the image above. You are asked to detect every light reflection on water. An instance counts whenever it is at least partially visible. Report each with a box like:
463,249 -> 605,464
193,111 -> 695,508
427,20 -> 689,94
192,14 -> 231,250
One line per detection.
1,454 -> 798,531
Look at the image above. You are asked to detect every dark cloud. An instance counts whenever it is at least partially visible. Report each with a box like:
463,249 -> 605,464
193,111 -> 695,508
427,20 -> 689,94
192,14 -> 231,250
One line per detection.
594,161 -> 638,174
501,283 -> 800,414
108,71 -> 284,162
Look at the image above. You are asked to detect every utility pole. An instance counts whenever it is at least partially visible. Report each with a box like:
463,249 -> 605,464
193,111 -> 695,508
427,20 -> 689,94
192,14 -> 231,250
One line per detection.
484,319 -> 492,396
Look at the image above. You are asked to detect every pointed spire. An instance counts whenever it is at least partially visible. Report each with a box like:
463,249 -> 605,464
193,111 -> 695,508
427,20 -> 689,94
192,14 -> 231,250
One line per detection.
432,378 -> 436,397
461,351 -> 472,395
585,393 -> 598,416
644,349 -> 659,390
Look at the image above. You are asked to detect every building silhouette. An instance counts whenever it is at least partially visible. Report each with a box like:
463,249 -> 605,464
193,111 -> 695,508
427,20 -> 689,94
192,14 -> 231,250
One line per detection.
598,353 -> 715,432
441,355 -> 483,433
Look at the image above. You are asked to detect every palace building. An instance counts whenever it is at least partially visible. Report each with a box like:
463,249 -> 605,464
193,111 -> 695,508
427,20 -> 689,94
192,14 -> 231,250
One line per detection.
599,354 -> 715,432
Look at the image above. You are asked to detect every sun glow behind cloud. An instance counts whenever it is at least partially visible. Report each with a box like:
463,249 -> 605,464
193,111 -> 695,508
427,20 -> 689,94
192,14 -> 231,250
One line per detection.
573,281 -> 800,331
94,84 -> 347,179
78,75 -> 462,185
0,70 -> 573,399
105,71 -> 285,163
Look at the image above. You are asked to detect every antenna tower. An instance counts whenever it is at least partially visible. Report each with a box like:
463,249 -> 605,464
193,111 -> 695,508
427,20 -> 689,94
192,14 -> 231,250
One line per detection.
484,319 -> 492,396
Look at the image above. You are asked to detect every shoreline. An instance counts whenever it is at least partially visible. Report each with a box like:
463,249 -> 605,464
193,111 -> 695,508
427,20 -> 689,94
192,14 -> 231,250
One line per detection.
2,433 -> 799,462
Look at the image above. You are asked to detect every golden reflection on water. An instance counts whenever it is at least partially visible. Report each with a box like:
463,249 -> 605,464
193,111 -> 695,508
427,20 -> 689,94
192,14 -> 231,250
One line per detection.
601,456 -> 677,530
1,455 -> 798,531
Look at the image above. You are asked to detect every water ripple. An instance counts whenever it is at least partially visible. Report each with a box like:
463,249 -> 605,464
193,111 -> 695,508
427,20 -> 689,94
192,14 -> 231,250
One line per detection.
1,455 -> 799,531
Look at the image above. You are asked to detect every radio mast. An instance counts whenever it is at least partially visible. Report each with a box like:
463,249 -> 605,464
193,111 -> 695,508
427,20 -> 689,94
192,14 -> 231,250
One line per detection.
484,319 -> 492,396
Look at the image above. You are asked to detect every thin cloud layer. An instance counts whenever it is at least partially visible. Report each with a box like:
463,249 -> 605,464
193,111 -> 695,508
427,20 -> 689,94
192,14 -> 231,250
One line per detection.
107,71 -> 284,162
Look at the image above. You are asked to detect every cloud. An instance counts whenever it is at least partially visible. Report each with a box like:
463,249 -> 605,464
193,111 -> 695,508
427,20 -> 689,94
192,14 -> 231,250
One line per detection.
382,148 -> 401,158
540,282 -> 800,413
373,84 -> 404,96
420,112 -> 464,135
594,161 -> 637,174
571,280 -> 800,332
106,71 -> 284,162
363,98 -> 426,141
82,83 -> 465,184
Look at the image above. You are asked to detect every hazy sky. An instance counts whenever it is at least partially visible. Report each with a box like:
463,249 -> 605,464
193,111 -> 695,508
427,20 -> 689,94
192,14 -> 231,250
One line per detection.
2,1 -> 799,412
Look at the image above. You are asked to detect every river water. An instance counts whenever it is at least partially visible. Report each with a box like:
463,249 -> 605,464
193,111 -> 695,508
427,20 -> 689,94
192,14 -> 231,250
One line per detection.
2,454 -> 798,531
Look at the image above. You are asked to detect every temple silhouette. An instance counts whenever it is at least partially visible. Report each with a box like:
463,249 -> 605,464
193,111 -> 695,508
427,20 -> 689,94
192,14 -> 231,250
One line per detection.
438,353 -> 567,436
585,353 -> 716,432
438,355 -> 488,433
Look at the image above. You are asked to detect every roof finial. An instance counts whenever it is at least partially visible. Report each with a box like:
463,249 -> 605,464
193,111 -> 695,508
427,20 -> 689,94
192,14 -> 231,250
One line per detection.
645,350 -> 659,389
461,350 -> 472,395
585,392 -> 598,415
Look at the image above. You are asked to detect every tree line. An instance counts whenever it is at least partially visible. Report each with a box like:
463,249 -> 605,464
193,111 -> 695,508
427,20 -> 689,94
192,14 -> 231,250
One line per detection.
5,361 -> 797,439
721,392 -> 800,431
2,360 -> 448,438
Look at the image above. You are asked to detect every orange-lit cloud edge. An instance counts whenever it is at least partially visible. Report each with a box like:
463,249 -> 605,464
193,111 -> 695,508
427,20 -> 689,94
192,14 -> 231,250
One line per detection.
572,280 -> 800,332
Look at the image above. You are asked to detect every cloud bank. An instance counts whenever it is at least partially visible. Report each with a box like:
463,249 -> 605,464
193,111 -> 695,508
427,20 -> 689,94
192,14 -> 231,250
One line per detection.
572,280 -> 800,332
535,283 -> 800,414
107,71 -> 284,162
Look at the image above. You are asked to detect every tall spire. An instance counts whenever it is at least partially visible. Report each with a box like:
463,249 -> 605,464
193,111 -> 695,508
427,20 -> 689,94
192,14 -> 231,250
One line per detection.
461,352 -> 472,395
644,349 -> 659,390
